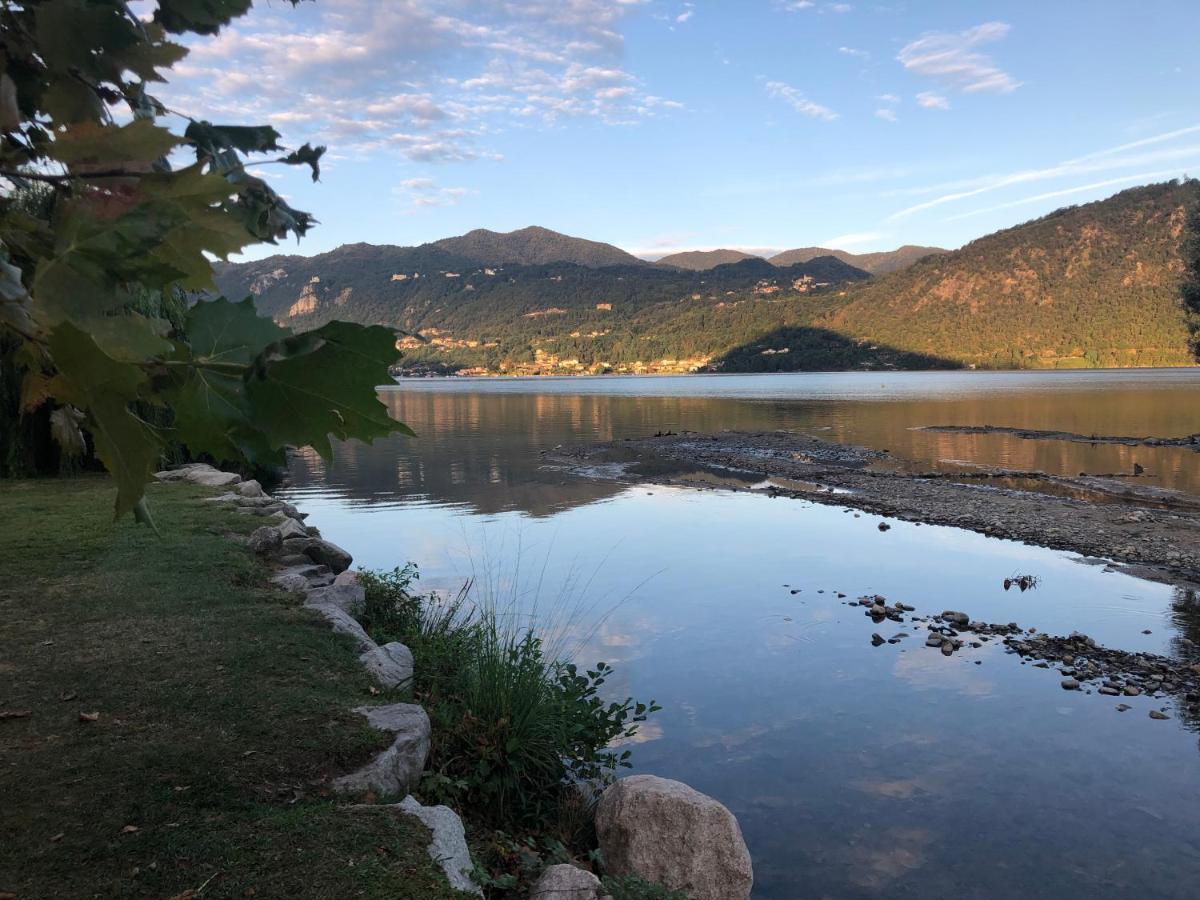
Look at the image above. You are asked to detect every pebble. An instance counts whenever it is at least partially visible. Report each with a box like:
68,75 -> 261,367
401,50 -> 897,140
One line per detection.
871,633 -> 885,647
1061,678 -> 1080,690
1149,710 -> 1170,720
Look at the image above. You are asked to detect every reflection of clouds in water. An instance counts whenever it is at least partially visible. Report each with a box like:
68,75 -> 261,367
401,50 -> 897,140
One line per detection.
609,720 -> 664,748
891,642 -> 999,697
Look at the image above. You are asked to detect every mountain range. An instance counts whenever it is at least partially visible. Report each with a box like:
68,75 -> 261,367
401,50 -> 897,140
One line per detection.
212,180 -> 1200,374
656,244 -> 947,274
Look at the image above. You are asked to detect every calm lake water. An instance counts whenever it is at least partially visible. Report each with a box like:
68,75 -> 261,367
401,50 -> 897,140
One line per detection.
284,370 -> 1200,898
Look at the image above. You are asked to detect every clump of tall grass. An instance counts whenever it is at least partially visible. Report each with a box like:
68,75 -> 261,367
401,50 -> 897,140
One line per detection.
355,562 -> 659,830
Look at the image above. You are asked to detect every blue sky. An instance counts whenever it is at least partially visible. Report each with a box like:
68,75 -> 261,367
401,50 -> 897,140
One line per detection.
159,0 -> 1200,260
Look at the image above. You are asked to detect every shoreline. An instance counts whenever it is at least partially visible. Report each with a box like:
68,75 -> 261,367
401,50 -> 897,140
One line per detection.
549,430 -> 1200,588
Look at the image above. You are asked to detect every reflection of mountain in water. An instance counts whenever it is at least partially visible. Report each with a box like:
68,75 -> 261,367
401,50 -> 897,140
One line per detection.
286,391 -> 822,517
286,380 -> 1200,518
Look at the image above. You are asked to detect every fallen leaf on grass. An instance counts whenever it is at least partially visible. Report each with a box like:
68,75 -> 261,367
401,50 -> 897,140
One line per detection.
0,710 -> 31,720
59,691 -> 77,702
121,825 -> 139,834
49,833 -> 64,843
78,711 -> 100,723
1,891 -> 18,899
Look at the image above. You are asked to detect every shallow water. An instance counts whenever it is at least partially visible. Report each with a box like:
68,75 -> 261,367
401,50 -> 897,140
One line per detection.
284,369 -> 1200,898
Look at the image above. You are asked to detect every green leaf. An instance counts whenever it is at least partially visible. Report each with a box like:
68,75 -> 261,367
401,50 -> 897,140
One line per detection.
185,121 -> 282,156
245,321 -> 411,457
155,0 -> 253,35
46,323 -> 161,518
48,120 -> 181,170
162,298 -> 290,464
279,143 -> 326,182
186,296 -> 288,365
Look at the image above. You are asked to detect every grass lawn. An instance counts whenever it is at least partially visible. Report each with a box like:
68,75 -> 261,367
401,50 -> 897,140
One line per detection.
0,476 -> 469,899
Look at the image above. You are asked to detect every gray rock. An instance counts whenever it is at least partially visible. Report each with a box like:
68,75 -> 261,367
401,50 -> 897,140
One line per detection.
305,538 -> 353,574
188,468 -> 242,488
1061,678 -> 1080,690
307,581 -> 365,613
596,775 -> 752,900
303,600 -> 410,687
278,517 -> 309,540
925,634 -> 944,648
236,479 -> 265,498
278,562 -> 332,581
334,569 -> 362,587
270,573 -> 310,593
397,796 -> 482,895
282,536 -> 317,555
361,641 -> 414,689
942,611 -> 969,626
531,864 -> 605,900
333,704 -> 430,797
303,598 -> 373,647
248,525 -> 283,556
1149,709 -> 1170,720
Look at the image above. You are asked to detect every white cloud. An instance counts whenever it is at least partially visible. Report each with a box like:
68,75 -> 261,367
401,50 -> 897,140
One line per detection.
943,169 -> 1191,222
888,135 -> 1200,220
676,5 -> 694,24
875,108 -> 897,122
916,91 -> 950,110
395,177 -> 472,209
765,81 -> 839,121
878,93 -> 900,104
777,1 -> 816,9
162,0 -> 676,164
898,21 -> 1020,94
827,3 -> 852,12
839,46 -> 870,59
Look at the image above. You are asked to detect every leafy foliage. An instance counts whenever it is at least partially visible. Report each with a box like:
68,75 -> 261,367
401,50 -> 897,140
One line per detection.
0,0 -> 409,517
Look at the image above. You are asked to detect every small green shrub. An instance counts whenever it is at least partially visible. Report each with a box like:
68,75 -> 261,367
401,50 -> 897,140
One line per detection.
357,565 -> 660,828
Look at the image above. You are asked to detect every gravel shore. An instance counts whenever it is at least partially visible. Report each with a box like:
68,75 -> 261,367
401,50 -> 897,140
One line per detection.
550,430 -> 1200,587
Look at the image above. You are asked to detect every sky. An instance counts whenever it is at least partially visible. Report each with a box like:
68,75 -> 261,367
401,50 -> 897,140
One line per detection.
156,0 -> 1200,260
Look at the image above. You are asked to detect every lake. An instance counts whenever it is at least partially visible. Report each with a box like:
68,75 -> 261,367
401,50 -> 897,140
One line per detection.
283,369 -> 1200,898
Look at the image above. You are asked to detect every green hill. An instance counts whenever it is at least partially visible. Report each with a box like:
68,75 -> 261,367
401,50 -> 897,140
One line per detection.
768,244 -> 948,274
431,226 -> 643,268
656,249 -> 761,270
212,181 -> 1200,374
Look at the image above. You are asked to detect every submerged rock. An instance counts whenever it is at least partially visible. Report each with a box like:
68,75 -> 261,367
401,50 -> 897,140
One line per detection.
596,775 -> 752,900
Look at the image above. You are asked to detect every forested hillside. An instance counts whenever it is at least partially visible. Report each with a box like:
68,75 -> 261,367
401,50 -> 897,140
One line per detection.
809,181 -> 1199,369
769,245 -> 948,274
213,181 -> 1200,374
656,249 -> 759,270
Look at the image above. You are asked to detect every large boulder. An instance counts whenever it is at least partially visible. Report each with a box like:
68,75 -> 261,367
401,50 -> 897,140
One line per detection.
333,704 -> 430,797
236,479 -> 265,498
277,517 -> 309,540
397,796 -> 482,895
305,538 -> 352,574
306,581 -> 364,613
361,641 -> 414,689
248,525 -> 283,556
531,864 -> 607,900
187,468 -> 242,488
595,775 -> 752,900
